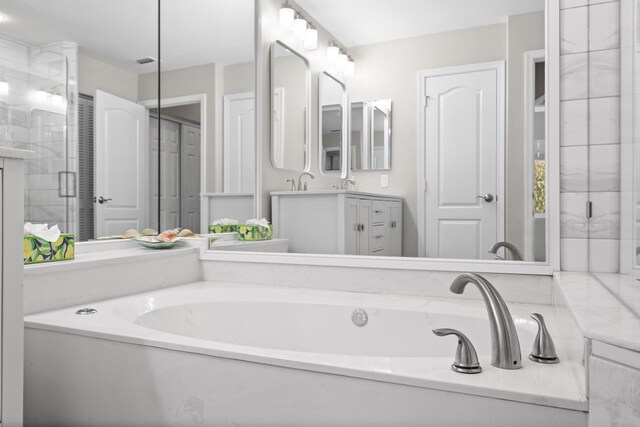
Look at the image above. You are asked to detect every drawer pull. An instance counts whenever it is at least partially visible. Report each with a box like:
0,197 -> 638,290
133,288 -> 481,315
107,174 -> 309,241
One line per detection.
374,210 -> 383,214
374,235 -> 384,239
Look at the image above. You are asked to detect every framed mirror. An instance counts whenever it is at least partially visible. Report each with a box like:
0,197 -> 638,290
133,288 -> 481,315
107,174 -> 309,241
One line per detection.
349,100 -> 392,171
219,0 -> 559,274
319,72 -> 347,177
270,40 -> 311,172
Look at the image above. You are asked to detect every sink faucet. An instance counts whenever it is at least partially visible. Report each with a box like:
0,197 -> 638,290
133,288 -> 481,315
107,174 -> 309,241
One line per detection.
449,273 -> 522,370
297,171 -> 315,191
488,241 -> 523,261
341,178 -> 356,190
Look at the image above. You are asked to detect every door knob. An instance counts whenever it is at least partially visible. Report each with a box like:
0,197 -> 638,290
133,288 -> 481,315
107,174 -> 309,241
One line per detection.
476,194 -> 494,203
97,196 -> 113,204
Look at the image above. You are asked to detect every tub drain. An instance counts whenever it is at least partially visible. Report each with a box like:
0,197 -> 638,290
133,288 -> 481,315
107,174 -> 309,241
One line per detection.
352,308 -> 368,327
75,308 -> 97,315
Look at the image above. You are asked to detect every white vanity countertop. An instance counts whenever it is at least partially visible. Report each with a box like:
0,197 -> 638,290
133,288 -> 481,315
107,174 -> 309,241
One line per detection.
271,189 -> 403,199
0,147 -> 35,160
554,272 -> 640,352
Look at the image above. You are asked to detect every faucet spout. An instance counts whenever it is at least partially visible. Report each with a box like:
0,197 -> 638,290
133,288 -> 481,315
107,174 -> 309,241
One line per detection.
297,171 -> 315,191
449,273 -> 522,369
488,241 -> 523,261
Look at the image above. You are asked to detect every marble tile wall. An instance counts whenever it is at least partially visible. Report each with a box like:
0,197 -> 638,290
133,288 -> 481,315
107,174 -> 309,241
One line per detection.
560,0 -> 621,273
0,37 -> 78,235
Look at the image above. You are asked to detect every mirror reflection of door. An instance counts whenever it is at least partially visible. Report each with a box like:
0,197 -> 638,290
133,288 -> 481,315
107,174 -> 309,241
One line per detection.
421,62 -> 505,260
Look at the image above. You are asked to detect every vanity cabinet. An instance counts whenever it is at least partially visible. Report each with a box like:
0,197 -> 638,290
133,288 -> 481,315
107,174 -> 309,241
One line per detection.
271,191 -> 402,256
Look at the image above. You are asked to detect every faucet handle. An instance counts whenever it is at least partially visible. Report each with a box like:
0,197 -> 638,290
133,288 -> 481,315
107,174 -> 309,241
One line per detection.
286,178 -> 296,191
529,313 -> 559,364
433,328 -> 482,374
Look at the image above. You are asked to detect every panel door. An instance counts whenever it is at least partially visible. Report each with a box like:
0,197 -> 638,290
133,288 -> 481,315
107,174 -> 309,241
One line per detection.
345,197 -> 359,255
224,92 -> 256,193
95,90 -> 148,236
423,65 -> 502,259
150,117 -> 180,230
181,124 -> 201,232
389,201 -> 402,256
358,199 -> 372,255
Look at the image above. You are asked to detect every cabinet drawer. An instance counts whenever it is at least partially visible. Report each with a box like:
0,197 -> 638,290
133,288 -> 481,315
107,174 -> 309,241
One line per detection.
371,224 -> 386,250
372,201 -> 386,224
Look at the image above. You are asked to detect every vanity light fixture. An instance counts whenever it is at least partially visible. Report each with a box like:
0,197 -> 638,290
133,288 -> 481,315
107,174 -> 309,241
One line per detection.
292,14 -> 308,40
326,41 -> 340,65
279,2 -> 295,28
304,25 -> 318,50
0,79 -> 8,96
35,89 -> 48,103
344,56 -> 355,78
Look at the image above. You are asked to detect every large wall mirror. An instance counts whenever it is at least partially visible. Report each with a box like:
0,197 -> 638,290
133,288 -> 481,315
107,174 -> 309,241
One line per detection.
270,40 -> 310,172
0,0 -> 255,241
251,0 -> 554,266
318,71 -> 347,177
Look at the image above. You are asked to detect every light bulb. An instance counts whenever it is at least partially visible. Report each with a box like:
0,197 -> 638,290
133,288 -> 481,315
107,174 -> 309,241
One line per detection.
292,16 -> 307,40
336,52 -> 348,71
304,27 -> 318,50
326,44 -> 339,65
344,58 -> 355,78
279,5 -> 295,28
0,80 -> 8,95
35,89 -> 47,103
52,93 -> 65,107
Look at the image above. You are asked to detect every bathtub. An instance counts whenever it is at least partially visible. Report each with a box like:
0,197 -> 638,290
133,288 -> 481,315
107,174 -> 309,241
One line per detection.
25,282 -> 588,426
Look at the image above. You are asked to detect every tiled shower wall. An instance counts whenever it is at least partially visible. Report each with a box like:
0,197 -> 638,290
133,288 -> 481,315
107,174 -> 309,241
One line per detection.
0,37 -> 78,235
560,0 -> 621,272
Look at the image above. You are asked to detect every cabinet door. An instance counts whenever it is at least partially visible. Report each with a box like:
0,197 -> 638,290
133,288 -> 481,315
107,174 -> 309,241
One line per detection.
389,201 -> 402,256
358,199 -> 371,255
345,197 -> 359,255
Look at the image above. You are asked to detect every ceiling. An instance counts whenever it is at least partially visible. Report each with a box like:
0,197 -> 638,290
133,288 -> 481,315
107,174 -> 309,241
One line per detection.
0,0 -> 254,74
295,0 -> 545,47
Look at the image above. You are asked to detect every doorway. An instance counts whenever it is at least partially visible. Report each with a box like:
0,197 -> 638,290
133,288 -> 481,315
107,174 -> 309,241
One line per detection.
149,107 -> 202,232
418,61 -> 506,259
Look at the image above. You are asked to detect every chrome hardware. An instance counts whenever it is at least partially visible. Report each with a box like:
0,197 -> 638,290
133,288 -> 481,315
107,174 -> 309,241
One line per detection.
374,235 -> 384,239
286,178 -> 296,191
342,178 -> 356,190
352,308 -> 368,327
449,273 -> 522,369
476,193 -> 494,203
374,209 -> 383,214
75,308 -> 97,315
433,328 -> 482,374
529,313 -> 560,364
97,196 -> 112,204
297,171 -> 315,191
488,241 -> 523,261
390,221 -> 397,228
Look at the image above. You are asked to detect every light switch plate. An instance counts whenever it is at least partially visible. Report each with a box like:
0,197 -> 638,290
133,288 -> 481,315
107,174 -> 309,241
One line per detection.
381,174 -> 389,187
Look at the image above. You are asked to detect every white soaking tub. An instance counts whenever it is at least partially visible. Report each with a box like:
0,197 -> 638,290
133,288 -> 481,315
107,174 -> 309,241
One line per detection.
24,282 -> 588,427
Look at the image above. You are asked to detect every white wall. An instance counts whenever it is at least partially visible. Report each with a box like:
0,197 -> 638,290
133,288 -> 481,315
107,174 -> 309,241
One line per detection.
139,64 -> 222,193
78,54 -> 138,101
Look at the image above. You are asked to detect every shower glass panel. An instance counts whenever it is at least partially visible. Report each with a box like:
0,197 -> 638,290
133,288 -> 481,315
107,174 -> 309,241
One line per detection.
0,38 -> 76,234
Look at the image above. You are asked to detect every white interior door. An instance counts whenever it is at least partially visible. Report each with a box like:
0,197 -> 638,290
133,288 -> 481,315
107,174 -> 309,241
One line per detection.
421,62 -> 504,259
181,123 -> 201,231
150,117 -> 181,231
224,92 -> 256,193
95,90 -> 148,236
